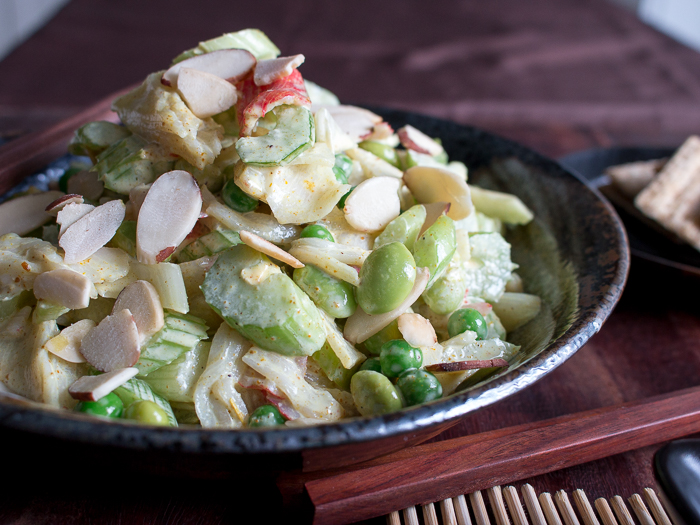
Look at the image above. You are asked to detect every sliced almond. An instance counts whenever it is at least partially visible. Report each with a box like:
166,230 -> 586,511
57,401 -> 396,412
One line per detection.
68,367 -> 139,401
420,202 -> 451,236
398,124 -> 444,156
46,194 -> 84,216
343,176 -> 401,232
57,202 -> 95,237
344,267 -> 430,344
80,309 -> 140,372
0,190 -> 64,236
136,170 -> 202,265
59,200 -> 125,264
66,170 -> 104,201
43,319 -> 95,363
365,122 -> 394,141
177,67 -> 238,119
113,280 -> 164,340
321,105 -> 383,142
124,183 -> 152,221
33,269 -> 93,310
403,166 -> 473,220
425,359 -> 509,373
397,313 -> 437,347
162,48 -> 256,86
239,230 -> 304,268
254,54 -> 305,86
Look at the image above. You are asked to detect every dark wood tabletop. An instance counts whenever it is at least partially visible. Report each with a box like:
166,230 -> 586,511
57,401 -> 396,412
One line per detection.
1,0 -> 700,523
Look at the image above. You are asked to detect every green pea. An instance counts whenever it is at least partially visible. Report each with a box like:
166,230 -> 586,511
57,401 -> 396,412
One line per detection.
396,369 -> 443,406
359,141 -> 400,168
300,224 -> 335,242
248,404 -> 286,427
59,167 -> 83,193
447,308 -> 488,340
222,179 -> 258,212
359,357 -> 383,373
332,153 -> 353,184
350,370 -> 403,417
74,392 -> 123,418
293,264 -> 356,318
337,186 -> 355,209
413,214 -> 457,289
362,319 -> 402,355
357,242 -> 416,315
124,400 -> 170,426
380,339 -> 423,378
374,205 -> 427,252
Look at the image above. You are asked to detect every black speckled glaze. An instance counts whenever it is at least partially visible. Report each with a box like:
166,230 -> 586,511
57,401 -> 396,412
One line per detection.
0,109 -> 629,474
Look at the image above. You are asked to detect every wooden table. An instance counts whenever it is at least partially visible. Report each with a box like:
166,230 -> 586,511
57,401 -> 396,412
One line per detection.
2,0 -> 700,523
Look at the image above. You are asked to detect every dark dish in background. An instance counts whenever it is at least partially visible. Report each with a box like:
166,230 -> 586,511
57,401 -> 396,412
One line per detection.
2,0 -> 700,523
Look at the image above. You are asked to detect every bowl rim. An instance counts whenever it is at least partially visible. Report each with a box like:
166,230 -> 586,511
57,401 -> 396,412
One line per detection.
0,108 -> 630,455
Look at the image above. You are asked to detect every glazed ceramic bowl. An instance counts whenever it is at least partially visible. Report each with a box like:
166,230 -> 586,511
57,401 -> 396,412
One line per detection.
0,109 -> 629,475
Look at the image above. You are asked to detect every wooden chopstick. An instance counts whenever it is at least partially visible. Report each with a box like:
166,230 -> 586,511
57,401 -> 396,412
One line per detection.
303,385 -> 700,524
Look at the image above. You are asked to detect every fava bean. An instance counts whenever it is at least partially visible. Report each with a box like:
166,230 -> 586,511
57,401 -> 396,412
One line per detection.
413,214 -> 456,288
362,319 -> 402,355
358,141 -> 401,168
357,242 -> 416,315
222,179 -> 258,212
75,392 -> 123,418
374,205 -> 427,252
124,400 -> 169,426
359,357 -> 383,373
380,339 -> 423,378
293,264 -> 357,318
447,308 -> 488,340
248,404 -> 286,427
422,261 -> 468,315
396,369 -> 443,406
350,370 -> 403,417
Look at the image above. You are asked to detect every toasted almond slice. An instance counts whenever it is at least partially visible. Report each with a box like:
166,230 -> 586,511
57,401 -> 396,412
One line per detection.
162,48 -> 256,86
344,267 -> 429,344
57,202 -> 95,237
80,309 -> 140,372
425,359 -> 509,372
397,313 -> 437,347
403,166 -> 473,220
46,194 -> 84,216
68,367 -> 139,401
125,183 -> 152,221
343,176 -> 401,232
239,230 -> 304,268
420,202 -> 451,235
177,67 -> 238,119
33,269 -> 93,310
398,124 -> 444,156
43,319 -> 95,363
66,170 -> 104,201
113,280 -> 164,340
136,170 -> 202,265
0,190 -> 64,236
254,54 -> 305,86
60,200 -> 125,264
364,122 -> 394,141
321,105 -> 383,142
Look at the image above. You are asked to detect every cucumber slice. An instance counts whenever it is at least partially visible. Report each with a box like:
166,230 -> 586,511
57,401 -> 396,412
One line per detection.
33,300 -> 70,324
68,121 -> 132,159
235,105 -> 315,167
144,341 -> 210,403
177,229 -> 242,262
114,378 -> 178,426
135,312 -> 208,376
173,28 -> 280,63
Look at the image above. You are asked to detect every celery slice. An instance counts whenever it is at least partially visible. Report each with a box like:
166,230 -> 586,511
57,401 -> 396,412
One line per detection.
68,121 -> 131,159
144,341 -> 210,403
176,229 -> 241,263
172,28 -> 280,64
114,378 -> 178,426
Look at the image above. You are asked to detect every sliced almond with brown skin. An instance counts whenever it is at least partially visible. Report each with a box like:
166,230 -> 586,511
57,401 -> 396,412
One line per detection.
33,269 -> 93,309
420,202 -> 451,236
397,313 -> 437,347
136,170 -> 202,265
344,267 -> 430,344
80,309 -> 140,372
57,202 -> 95,237
398,124 -> 444,156
425,359 -> 509,373
46,194 -> 84,216
321,105 -> 383,142
254,54 -> 305,86
0,190 -> 64,236
125,183 -> 151,221
177,67 -> 238,119
162,48 -> 256,86
43,319 -> 95,363
403,166 -> 473,220
239,230 -> 304,268
68,367 -> 139,401
66,170 -> 104,201
343,176 -> 401,232
60,200 -> 125,264
113,280 -> 164,340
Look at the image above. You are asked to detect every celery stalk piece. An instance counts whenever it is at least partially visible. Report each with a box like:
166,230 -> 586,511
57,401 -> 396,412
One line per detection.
114,377 -> 178,426
173,159 -> 224,193
136,312 -> 208,376
57,296 -> 115,326
304,80 -> 340,106
172,28 -> 280,64
132,262 -> 189,314
33,301 -> 70,324
107,220 -> 137,257
143,341 -> 210,402
469,185 -> 534,225
176,229 -> 242,263
68,121 -> 132,160
0,290 -> 36,320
